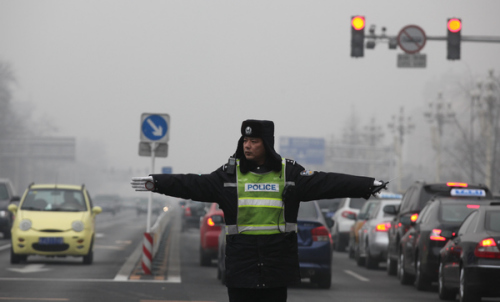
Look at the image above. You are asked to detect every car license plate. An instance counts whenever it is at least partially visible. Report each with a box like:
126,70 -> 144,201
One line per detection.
39,237 -> 64,245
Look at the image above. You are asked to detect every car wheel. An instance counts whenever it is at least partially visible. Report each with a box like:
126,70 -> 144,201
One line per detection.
387,256 -> 397,276
334,230 -> 345,252
355,245 -> 365,267
415,256 -> 431,291
365,244 -> 378,269
200,247 -> 212,266
312,272 -> 331,289
398,251 -> 413,285
438,261 -> 457,300
10,247 -> 21,264
459,267 -> 480,302
348,244 -> 355,259
83,240 -> 94,265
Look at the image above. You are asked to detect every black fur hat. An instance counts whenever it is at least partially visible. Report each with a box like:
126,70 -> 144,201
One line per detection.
234,120 -> 282,173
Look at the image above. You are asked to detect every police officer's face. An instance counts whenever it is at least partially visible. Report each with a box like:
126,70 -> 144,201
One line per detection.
243,137 -> 266,165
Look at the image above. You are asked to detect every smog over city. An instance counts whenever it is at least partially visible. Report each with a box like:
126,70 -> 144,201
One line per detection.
1,1 -> 500,196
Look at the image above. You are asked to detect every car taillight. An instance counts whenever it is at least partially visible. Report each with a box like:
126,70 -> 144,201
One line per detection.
312,226 -> 331,242
410,213 -> 419,222
467,204 -> 480,209
430,229 -> 447,241
474,238 -> 500,259
207,217 -> 215,226
341,211 -> 356,218
184,207 -> 192,216
375,222 -> 391,232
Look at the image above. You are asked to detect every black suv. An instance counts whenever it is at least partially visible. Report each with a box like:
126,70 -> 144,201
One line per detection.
384,181 -> 492,275
0,178 -> 20,239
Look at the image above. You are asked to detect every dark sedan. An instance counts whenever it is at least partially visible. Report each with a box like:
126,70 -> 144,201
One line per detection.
438,202 -> 500,302
398,192 -> 492,291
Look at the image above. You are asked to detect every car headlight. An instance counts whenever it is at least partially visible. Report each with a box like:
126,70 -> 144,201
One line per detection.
72,220 -> 84,232
19,219 -> 32,231
0,210 -> 6,217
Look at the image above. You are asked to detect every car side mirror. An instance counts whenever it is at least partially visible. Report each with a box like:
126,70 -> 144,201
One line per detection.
211,215 -> 224,226
383,205 -> 398,215
7,203 -> 18,214
92,206 -> 103,215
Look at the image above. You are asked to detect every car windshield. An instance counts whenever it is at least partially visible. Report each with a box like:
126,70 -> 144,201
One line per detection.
315,199 -> 340,212
485,211 -> 500,232
349,198 -> 367,209
440,204 -> 477,223
0,184 -> 8,200
298,202 -> 318,219
21,189 -> 87,212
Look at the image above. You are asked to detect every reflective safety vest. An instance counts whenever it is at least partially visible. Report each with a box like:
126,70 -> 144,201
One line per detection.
225,158 -> 297,235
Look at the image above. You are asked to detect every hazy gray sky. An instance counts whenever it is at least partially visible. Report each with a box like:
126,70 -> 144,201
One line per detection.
1,1 -> 500,176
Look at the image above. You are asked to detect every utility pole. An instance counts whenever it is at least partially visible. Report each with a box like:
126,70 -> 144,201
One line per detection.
362,118 -> 384,177
388,107 -> 415,192
476,70 -> 499,190
424,93 -> 455,182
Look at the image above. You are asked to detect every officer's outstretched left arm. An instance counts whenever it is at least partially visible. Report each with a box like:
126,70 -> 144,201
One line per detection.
131,176 -> 155,192
370,180 -> 389,197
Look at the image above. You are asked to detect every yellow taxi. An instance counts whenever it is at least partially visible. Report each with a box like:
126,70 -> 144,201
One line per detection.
8,183 -> 102,265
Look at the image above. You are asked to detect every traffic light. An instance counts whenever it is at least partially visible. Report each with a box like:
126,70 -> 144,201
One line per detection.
447,18 -> 461,60
351,16 -> 365,57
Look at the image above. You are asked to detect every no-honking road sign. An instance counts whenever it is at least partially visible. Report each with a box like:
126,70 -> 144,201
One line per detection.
397,25 -> 427,54
140,113 -> 170,143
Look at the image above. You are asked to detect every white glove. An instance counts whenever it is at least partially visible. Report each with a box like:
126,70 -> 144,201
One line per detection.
371,180 -> 388,197
131,176 -> 155,191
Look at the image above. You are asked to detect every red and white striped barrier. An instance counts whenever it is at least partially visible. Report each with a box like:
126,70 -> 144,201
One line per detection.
142,232 -> 153,275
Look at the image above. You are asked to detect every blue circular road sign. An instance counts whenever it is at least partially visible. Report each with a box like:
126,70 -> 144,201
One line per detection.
142,115 -> 168,141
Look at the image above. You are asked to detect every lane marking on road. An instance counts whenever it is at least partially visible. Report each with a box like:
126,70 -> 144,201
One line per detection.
0,277 -> 180,283
0,243 -> 11,251
344,270 -> 370,282
0,298 -> 69,301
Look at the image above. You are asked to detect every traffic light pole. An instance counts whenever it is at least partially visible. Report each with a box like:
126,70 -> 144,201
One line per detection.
427,35 -> 500,43
363,34 -> 500,43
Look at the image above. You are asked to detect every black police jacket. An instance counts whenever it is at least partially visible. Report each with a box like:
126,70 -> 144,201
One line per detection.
150,158 -> 374,288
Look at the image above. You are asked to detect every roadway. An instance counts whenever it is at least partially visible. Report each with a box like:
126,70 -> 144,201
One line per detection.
0,205 -> 497,302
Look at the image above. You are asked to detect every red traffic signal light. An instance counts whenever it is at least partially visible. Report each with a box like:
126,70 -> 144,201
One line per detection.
351,16 -> 365,31
447,18 -> 462,33
351,16 -> 365,58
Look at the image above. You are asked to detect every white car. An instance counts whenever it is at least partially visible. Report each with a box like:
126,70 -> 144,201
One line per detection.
330,197 -> 367,252
357,194 -> 401,269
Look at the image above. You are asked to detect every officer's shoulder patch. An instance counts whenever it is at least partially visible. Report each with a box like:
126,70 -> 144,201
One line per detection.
300,170 -> 314,176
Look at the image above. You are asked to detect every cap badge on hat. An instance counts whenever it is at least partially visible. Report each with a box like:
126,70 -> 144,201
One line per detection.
245,126 -> 252,135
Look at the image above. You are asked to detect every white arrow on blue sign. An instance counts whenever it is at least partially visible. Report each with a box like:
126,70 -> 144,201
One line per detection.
140,113 -> 170,143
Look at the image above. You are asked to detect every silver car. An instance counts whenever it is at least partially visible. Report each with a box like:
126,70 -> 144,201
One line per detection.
357,194 -> 401,269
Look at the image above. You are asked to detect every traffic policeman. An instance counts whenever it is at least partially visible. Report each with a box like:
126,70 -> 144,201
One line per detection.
131,119 -> 387,302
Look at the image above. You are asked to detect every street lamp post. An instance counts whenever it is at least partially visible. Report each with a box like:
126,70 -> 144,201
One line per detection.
424,92 -> 455,182
478,70 -> 499,189
388,107 -> 415,192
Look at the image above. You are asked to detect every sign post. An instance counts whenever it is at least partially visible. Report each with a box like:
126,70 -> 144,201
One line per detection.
139,113 -> 170,232
139,113 -> 170,275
